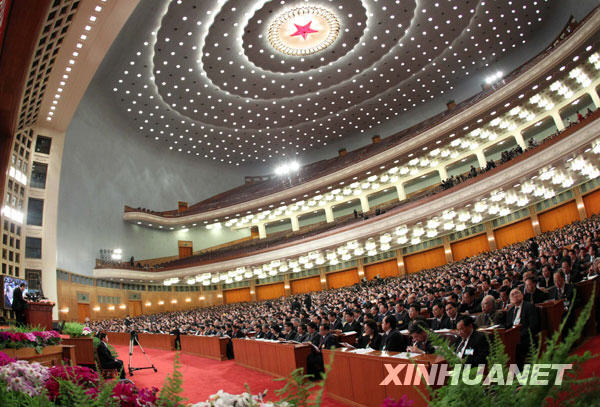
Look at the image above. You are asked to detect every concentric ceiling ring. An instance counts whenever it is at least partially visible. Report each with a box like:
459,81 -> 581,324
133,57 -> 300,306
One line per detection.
267,6 -> 340,56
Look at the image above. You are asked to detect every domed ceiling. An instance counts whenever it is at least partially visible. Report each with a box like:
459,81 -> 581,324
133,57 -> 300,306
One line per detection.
109,0 -> 558,166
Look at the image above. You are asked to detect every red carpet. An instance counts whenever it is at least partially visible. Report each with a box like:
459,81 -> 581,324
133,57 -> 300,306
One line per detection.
112,345 -> 347,406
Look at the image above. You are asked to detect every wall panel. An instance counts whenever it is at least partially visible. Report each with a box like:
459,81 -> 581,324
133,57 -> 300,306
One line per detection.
404,247 -> 446,274
224,287 -> 251,304
364,260 -> 399,280
256,283 -> 285,301
538,201 -> 579,233
327,269 -> 359,289
291,276 -> 321,294
451,234 -> 490,262
583,189 -> 600,217
494,219 -> 534,249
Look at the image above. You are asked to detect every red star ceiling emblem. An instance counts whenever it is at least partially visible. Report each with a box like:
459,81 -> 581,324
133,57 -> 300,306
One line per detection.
290,21 -> 318,40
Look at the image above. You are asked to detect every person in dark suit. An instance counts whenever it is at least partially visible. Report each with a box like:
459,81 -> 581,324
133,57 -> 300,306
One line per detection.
305,322 -> 321,346
12,283 -> 27,327
356,319 -> 382,350
306,323 -> 338,380
407,318 -> 435,354
97,333 -> 125,379
459,287 -> 482,314
393,302 -> 410,330
441,302 -> 459,329
381,315 -> 408,352
474,295 -> 503,328
504,288 -> 540,367
282,322 -> 298,341
430,302 -> 450,330
327,312 -> 343,331
548,270 -> 581,332
296,324 -> 309,343
304,294 -> 312,310
455,316 -> 489,366
523,277 -> 547,304
538,265 -> 555,290
342,309 -> 361,333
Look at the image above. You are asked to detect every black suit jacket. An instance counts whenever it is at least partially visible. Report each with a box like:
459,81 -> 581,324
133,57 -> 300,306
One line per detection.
97,341 -> 117,368
440,317 -> 458,330
319,333 -> 338,351
296,333 -> 309,343
342,320 -> 361,333
357,333 -> 383,350
12,288 -> 26,312
394,311 -> 410,330
381,329 -> 408,352
284,331 -> 298,341
430,315 -> 450,331
504,302 -> 540,343
524,289 -> 547,304
455,331 -> 489,366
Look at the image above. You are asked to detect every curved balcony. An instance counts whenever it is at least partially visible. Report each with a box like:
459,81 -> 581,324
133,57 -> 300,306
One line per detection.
96,112 -> 600,282
123,9 -> 600,229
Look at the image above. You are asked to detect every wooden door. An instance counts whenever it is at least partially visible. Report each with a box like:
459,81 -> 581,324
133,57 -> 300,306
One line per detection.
178,240 -> 193,258
77,303 -> 90,323
128,301 -> 142,317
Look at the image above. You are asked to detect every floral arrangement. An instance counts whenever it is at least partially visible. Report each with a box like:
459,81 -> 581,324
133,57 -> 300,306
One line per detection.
382,395 -> 413,407
191,389 -> 287,407
0,351 -> 15,367
110,381 -> 159,407
45,365 -> 100,400
0,330 -> 61,351
62,322 -> 92,338
0,360 -> 49,396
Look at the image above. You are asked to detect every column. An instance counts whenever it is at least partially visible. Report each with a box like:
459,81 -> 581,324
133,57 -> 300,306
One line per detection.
438,166 -> 448,181
290,215 -> 299,231
258,223 -> 266,239
396,249 -> 406,276
319,267 -> 328,290
550,110 -> 565,131
484,221 -> 497,251
395,183 -> 406,201
216,284 -> 224,305
324,205 -> 334,223
357,257 -> 365,279
249,280 -> 257,302
359,195 -> 370,213
529,205 -> 542,236
573,186 -> 587,220
283,274 -> 291,297
513,132 -> 526,150
588,89 -> 600,109
475,150 -> 487,169
443,235 -> 453,263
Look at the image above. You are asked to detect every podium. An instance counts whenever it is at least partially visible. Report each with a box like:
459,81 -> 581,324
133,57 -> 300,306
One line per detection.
25,302 -> 54,330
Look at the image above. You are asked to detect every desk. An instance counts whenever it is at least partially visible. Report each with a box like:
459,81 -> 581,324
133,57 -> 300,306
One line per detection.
323,348 -> 443,407
537,300 -> 565,337
180,335 -> 228,360
576,278 -> 598,336
136,333 -> 176,350
233,338 -> 312,377
107,332 -> 131,346
25,302 -> 54,330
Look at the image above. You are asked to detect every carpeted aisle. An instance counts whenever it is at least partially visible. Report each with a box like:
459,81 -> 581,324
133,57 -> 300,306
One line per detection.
112,345 -> 347,406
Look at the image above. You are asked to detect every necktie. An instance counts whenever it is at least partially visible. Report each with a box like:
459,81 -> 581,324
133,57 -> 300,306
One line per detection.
513,306 -> 521,326
457,337 -> 469,358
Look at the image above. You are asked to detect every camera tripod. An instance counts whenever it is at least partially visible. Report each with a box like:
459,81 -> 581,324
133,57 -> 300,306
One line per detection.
128,332 -> 157,376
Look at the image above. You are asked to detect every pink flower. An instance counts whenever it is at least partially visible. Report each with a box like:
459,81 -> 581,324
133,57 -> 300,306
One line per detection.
0,351 -> 15,366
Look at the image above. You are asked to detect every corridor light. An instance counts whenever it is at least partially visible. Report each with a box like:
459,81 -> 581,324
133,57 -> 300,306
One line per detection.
275,161 -> 300,175
485,71 -> 503,84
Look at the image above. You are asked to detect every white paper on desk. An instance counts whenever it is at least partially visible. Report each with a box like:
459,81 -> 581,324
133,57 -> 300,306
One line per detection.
400,330 -> 410,335
480,324 -> 501,330
343,331 -> 357,335
391,352 -> 421,359
350,348 -> 373,354
435,329 -> 452,333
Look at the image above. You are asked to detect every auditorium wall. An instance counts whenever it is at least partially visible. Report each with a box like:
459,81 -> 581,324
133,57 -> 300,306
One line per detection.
290,276 -> 321,294
450,234 -> 491,262
538,201 -> 580,233
57,72 -> 251,276
364,259 -> 399,280
404,247 -> 447,274
494,219 -> 535,249
327,269 -> 359,289
583,189 -> 600,216
224,288 -> 252,304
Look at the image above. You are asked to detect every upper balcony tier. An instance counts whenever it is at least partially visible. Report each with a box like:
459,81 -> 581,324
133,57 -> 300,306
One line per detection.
97,111 -> 600,284
123,10 -> 600,233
